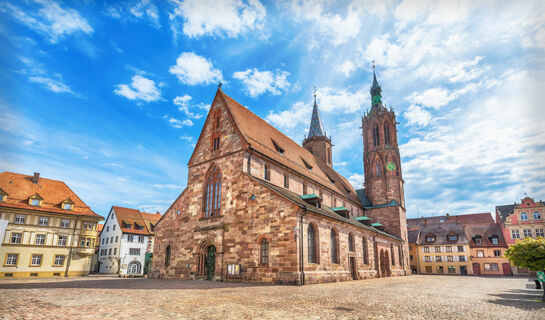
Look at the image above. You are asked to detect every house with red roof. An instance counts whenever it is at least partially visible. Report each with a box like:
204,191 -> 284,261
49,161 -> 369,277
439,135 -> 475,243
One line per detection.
98,206 -> 161,276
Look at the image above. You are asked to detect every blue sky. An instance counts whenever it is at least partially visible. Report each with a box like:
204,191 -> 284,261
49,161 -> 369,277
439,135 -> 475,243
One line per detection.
1,0 -> 544,219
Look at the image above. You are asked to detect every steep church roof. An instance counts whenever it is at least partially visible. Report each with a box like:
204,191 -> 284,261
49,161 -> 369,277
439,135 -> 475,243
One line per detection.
307,92 -> 326,138
217,90 -> 361,205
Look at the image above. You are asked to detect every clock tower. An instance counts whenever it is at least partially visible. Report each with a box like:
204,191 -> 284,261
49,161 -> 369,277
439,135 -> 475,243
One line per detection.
361,67 -> 408,259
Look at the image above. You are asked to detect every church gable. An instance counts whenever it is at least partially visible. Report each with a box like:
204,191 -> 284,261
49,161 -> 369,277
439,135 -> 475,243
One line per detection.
188,89 -> 248,167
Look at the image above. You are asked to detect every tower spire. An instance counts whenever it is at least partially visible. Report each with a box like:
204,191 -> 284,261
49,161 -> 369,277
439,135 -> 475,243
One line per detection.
370,61 -> 382,106
308,87 -> 325,138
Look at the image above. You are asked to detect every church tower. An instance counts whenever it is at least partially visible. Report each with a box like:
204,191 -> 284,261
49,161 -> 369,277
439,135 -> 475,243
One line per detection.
303,90 -> 333,167
362,66 -> 407,244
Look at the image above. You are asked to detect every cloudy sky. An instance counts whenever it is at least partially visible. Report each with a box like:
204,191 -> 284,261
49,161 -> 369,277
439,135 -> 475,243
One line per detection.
1,0 -> 544,219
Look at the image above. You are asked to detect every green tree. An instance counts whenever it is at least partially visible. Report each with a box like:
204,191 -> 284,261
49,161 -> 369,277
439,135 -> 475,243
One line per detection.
504,237 -> 545,301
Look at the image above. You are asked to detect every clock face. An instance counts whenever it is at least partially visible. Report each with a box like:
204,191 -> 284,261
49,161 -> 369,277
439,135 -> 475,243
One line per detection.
386,161 -> 397,172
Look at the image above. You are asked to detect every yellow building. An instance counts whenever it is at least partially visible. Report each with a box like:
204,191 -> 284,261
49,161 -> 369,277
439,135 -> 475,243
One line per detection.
464,223 -> 511,276
0,171 -> 103,278
408,222 -> 472,275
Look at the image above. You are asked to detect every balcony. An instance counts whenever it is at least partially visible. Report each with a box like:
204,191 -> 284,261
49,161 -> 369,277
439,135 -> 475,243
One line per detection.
73,247 -> 95,256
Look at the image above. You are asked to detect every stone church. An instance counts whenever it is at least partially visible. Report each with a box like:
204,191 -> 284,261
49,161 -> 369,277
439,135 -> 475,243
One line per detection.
150,70 -> 410,284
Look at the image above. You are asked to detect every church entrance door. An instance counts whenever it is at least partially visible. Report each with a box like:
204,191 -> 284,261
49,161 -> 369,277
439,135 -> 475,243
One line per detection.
205,245 -> 216,281
349,257 -> 357,280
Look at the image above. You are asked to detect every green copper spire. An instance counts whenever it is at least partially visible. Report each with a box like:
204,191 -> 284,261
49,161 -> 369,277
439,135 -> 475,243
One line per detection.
370,63 -> 382,106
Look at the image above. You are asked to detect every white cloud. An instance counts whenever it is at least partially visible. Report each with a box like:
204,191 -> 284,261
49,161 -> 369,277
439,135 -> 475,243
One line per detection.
168,0 -> 266,39
169,52 -> 223,86
348,173 -> 364,189
403,104 -> 432,127
407,87 -> 455,109
338,60 -> 356,77
2,0 -> 93,43
114,74 -> 162,102
152,183 -> 180,190
106,0 -> 160,28
266,101 -> 310,130
173,95 -> 209,118
179,135 -> 193,142
28,75 -> 73,94
288,0 -> 362,46
233,68 -> 290,97
165,116 -> 193,129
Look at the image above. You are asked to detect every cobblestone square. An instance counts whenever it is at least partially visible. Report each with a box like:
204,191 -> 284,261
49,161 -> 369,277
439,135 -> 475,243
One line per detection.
1,275 -> 544,319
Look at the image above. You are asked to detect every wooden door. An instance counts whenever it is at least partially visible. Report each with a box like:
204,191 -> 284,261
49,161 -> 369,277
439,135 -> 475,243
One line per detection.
472,263 -> 481,275
350,257 -> 357,280
502,263 -> 511,275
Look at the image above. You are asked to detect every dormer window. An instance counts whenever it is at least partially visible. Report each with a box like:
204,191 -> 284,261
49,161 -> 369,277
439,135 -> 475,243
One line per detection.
425,234 -> 436,243
325,173 -> 335,184
447,234 -> 458,242
474,236 -> 482,245
134,223 -> 144,231
271,139 -> 284,155
490,236 -> 499,245
0,189 -> 6,202
61,199 -> 74,210
29,194 -> 43,207
301,158 -> 313,171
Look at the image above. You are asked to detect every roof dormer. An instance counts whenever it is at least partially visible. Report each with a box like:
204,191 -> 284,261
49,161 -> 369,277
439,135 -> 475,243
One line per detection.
0,187 -> 7,202
61,198 -> 74,210
28,193 -> 43,207
447,232 -> 458,242
425,233 -> 436,243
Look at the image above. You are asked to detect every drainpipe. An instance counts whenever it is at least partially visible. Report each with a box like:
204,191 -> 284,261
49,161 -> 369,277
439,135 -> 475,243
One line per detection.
299,207 -> 308,285
64,217 -> 79,277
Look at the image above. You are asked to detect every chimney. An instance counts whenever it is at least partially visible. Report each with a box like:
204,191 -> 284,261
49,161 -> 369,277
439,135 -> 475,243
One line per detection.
32,172 -> 40,184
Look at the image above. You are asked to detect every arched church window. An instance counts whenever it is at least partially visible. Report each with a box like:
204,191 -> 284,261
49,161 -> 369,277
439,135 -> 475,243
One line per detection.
384,125 -> 391,145
373,126 -> 380,146
348,233 -> 354,252
376,162 -> 382,177
308,224 -> 317,263
260,238 -> 269,265
165,245 -> 171,267
330,229 -> 339,264
204,166 -> 222,217
362,237 -> 369,264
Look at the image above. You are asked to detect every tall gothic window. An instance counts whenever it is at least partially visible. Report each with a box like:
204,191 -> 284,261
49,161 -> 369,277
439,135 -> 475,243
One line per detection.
384,125 -> 391,145
204,166 -> 222,217
308,224 -> 317,263
260,238 -> 269,265
348,233 -> 354,252
373,126 -> 380,146
330,229 -> 339,264
165,245 -> 171,267
375,161 -> 382,177
362,237 -> 369,264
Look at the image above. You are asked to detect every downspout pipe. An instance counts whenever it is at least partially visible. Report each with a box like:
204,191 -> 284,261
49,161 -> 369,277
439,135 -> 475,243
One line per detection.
373,233 -> 379,278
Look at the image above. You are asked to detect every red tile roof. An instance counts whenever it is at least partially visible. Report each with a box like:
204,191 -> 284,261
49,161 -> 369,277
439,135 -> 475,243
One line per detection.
0,171 -> 101,219
407,212 -> 494,226
218,90 -> 361,205
112,206 -> 161,236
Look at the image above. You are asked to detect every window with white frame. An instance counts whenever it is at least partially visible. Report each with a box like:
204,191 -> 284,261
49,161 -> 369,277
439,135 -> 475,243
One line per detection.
10,233 -> 22,244
80,238 -> 86,247
58,236 -> 67,246
490,236 -> 499,245
115,236 -> 118,243
447,256 -> 453,262
53,255 -> 65,266
477,250 -> 484,257
423,247 -> 430,253
60,219 -> 70,228
474,236 -> 482,245
62,203 -> 72,210
524,229 -> 532,238
30,198 -> 40,206
83,221 -> 88,229
113,224 -> 116,230
30,254 -> 42,266
129,248 -> 140,255
511,229 -> 520,239
14,214 -> 26,224
435,246 -> 441,253
38,217 -> 49,226
446,246 -> 452,252
5,254 -> 18,265
424,256 -> 431,262
457,246 -> 464,252
35,234 -> 46,245
537,229 -> 544,237
435,256 -> 442,262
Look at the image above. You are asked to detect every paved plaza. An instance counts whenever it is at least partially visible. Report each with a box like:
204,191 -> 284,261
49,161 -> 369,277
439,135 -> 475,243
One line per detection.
0,275 -> 544,319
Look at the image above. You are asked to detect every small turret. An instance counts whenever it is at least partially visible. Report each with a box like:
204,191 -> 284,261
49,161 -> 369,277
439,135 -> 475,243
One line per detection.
303,88 -> 333,167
